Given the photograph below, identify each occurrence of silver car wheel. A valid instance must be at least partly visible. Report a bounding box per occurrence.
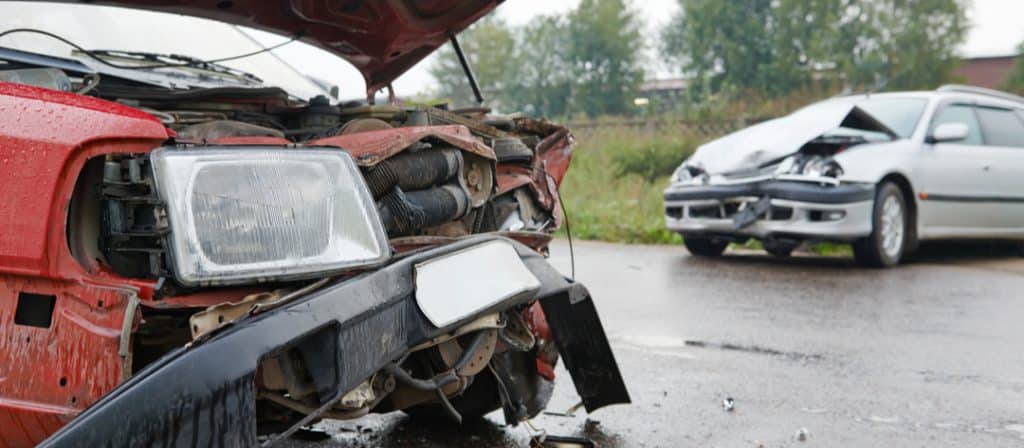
[880,195,904,258]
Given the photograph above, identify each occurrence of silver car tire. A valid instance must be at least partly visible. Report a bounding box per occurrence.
[853,182,907,268]
[683,235,729,257]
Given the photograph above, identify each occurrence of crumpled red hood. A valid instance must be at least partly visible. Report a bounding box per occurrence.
[32,0,501,94]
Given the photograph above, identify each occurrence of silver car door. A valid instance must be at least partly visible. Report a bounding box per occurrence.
[917,103,1002,238]
[974,106,1024,237]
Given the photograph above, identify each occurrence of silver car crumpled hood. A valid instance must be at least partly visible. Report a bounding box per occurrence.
[688,101,897,175]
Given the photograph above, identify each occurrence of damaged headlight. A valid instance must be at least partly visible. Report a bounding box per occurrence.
[151,148,389,286]
[778,155,843,178]
[801,156,844,177]
[672,162,707,184]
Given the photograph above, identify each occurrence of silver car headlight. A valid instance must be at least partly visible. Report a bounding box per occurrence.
[672,162,707,184]
[671,164,692,183]
[778,155,844,178]
[801,156,844,177]
[151,147,389,287]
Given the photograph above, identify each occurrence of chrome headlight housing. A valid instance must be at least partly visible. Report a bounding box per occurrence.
[671,164,692,183]
[151,147,389,287]
[801,156,844,177]
[672,162,707,184]
[777,155,843,178]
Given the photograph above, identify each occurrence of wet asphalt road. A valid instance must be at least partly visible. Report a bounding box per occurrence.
[289,240,1024,448]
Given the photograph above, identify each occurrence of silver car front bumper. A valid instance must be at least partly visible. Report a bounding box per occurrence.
[664,181,875,241]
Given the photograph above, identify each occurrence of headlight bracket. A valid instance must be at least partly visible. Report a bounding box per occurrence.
[99,154,172,281]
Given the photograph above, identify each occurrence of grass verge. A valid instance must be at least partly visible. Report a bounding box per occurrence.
[557,126,697,244]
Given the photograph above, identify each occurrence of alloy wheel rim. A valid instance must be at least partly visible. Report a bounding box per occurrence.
[880,195,904,258]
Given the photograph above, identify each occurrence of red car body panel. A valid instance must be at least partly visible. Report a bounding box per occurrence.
[311,124,496,166]
[0,82,168,447]
[27,0,502,95]
[0,83,168,277]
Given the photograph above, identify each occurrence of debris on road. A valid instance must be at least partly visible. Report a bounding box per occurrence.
[723,397,736,412]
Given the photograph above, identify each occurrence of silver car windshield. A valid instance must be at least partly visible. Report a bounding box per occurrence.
[853,98,929,138]
[800,96,928,139]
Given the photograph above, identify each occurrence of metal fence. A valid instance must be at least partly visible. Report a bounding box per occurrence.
[568,117,771,139]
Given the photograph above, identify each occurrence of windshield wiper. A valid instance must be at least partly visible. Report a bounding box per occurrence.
[81,49,262,85]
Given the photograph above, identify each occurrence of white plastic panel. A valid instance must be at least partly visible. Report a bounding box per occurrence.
[414,241,541,328]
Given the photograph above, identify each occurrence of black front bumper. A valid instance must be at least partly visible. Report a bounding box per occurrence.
[664,180,874,204]
[41,236,628,447]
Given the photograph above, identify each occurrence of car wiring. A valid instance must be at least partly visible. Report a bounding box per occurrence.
[546,171,576,281]
[0,28,300,70]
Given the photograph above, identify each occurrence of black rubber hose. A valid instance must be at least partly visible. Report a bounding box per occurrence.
[383,363,463,423]
[452,331,489,373]
[383,363,458,391]
[364,149,462,199]
[378,185,470,236]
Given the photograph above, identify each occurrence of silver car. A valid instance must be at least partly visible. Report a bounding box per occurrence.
[664,85,1024,267]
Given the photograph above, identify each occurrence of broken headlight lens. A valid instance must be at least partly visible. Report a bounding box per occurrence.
[672,163,707,183]
[671,164,692,182]
[778,155,843,178]
[801,156,844,177]
[151,148,389,286]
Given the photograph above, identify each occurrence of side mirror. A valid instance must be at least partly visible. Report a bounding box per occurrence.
[928,122,969,144]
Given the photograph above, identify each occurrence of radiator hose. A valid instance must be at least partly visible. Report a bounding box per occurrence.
[378,185,470,236]
[364,149,462,199]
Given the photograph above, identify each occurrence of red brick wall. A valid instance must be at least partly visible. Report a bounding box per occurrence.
[953,56,1017,89]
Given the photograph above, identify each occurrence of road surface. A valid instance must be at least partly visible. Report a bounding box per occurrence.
[290,240,1024,447]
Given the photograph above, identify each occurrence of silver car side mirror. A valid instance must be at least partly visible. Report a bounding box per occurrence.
[928,122,970,144]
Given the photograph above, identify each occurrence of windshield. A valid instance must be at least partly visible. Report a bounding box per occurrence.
[0,2,359,100]
[853,97,929,138]
[807,96,928,139]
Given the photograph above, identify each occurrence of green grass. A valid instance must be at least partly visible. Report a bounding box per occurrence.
[557,126,698,244]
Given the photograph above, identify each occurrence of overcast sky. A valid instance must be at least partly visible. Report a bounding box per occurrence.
[378,0,1024,95]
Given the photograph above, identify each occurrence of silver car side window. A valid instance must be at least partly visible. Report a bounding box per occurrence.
[930,104,984,145]
[975,107,1024,148]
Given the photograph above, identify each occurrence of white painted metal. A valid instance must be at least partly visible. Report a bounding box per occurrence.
[415,241,541,328]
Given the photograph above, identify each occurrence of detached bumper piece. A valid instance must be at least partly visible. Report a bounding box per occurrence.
[39,236,628,447]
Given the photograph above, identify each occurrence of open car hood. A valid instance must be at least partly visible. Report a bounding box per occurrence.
[689,101,897,175]
[28,0,501,95]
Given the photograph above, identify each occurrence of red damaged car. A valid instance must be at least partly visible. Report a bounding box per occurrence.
[0,2,627,446]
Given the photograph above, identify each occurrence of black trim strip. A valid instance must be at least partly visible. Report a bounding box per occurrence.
[664,181,875,204]
[924,194,1024,203]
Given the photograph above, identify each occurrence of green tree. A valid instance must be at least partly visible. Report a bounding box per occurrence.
[512,16,574,117]
[566,0,646,116]
[428,16,519,109]
[865,0,967,90]
[662,0,967,96]
[661,0,777,95]
[1003,41,1024,95]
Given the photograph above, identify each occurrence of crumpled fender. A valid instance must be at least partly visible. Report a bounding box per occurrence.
[310,125,496,166]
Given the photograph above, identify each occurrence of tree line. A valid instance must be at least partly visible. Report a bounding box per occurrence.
[430,0,970,118]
